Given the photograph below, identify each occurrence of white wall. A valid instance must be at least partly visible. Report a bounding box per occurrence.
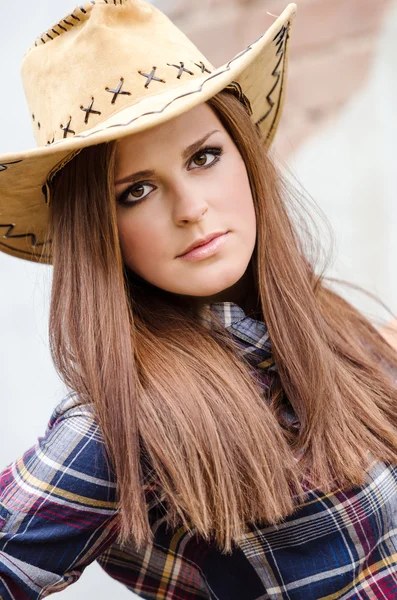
[289,1,397,324]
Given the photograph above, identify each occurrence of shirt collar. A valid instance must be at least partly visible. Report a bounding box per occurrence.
[200,301,274,370]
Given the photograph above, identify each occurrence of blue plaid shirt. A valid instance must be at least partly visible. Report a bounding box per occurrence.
[1,302,397,599]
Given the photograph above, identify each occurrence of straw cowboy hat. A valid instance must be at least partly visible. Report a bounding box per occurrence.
[0,0,296,264]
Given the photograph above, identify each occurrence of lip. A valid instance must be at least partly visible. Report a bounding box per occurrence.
[177,232,229,261]
[178,231,227,257]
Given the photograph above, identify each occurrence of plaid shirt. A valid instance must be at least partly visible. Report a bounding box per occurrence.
[2,302,397,599]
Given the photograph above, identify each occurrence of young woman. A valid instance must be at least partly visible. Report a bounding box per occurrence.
[1,1,397,598]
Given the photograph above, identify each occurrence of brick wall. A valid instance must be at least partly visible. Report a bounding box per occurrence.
[155,0,391,157]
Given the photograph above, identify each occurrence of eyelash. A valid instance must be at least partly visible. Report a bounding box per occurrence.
[117,146,224,206]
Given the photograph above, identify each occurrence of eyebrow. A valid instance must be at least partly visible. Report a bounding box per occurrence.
[114,129,220,186]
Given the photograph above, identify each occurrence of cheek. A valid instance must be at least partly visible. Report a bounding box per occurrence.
[117,212,162,270]
[219,158,256,230]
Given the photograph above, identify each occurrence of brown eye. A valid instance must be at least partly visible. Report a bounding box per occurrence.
[117,182,156,206]
[193,153,208,166]
[189,148,222,170]
[131,185,145,198]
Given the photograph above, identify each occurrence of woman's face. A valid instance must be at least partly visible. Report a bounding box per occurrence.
[114,102,257,302]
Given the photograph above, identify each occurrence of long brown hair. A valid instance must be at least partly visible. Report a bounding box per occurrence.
[47,91,397,551]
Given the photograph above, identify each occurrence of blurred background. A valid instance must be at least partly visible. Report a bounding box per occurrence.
[1,0,396,597]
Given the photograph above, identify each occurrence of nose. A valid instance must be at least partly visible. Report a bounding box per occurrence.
[171,178,209,225]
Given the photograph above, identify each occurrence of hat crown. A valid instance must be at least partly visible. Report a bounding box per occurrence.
[21,0,214,148]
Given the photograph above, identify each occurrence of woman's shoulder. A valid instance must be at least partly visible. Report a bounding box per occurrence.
[0,391,119,597]
[44,390,116,487]
[43,391,111,465]
[1,391,117,524]
[47,390,98,430]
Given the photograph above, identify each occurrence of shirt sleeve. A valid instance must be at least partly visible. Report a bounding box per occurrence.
[0,392,120,599]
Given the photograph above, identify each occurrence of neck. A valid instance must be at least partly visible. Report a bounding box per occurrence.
[191,262,261,319]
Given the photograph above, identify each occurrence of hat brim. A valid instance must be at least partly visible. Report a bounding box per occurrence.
[0,3,296,264]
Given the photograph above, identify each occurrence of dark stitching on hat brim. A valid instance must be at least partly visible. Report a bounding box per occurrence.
[256,23,289,139]
[0,224,49,249]
[0,240,50,258]
[0,160,23,172]
[255,52,283,126]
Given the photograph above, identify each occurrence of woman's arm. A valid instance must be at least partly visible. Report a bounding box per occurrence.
[0,393,119,599]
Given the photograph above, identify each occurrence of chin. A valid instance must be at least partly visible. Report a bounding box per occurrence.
[170,266,248,298]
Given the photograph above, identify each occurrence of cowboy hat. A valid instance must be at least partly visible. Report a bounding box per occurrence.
[0,0,296,263]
